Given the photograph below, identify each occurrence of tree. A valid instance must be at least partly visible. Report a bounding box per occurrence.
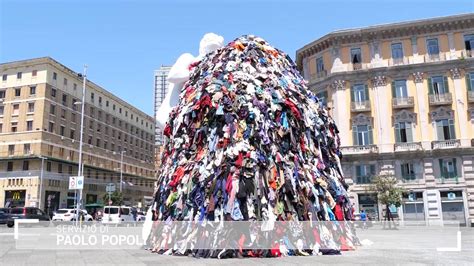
[103,191,123,205]
[368,175,406,229]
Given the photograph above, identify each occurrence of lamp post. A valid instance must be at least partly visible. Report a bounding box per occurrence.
[120,150,125,193]
[76,65,87,225]
[38,156,47,210]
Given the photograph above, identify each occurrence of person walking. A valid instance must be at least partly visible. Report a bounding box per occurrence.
[360,210,367,229]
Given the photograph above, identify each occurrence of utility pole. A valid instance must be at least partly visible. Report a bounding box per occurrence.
[76,65,87,226]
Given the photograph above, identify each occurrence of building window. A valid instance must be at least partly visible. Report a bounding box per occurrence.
[99,96,102,105]
[0,123,3,133]
[69,150,74,161]
[50,104,56,115]
[72,98,78,110]
[61,109,66,119]
[11,122,18,132]
[60,126,65,136]
[391,43,404,59]
[48,145,53,156]
[62,94,67,106]
[400,163,415,181]
[49,122,55,133]
[391,80,407,98]
[89,120,93,130]
[59,147,64,157]
[0,105,4,116]
[316,57,325,74]
[113,104,116,111]
[28,102,34,112]
[8,145,15,155]
[7,162,13,172]
[46,161,51,171]
[350,47,362,65]
[426,38,439,56]
[435,119,455,140]
[12,104,19,116]
[466,72,474,91]
[70,129,75,139]
[464,34,474,57]
[352,124,373,146]
[395,122,413,143]
[32,70,37,76]
[428,76,448,95]
[26,121,33,131]
[439,158,457,179]
[15,88,21,97]
[63,78,68,86]
[51,88,56,97]
[88,136,92,145]
[96,139,101,147]
[58,163,63,173]
[125,110,128,117]
[53,72,57,80]
[23,161,29,171]
[17,72,22,79]
[91,92,95,102]
[0,90,5,98]
[351,84,369,102]
[71,113,76,123]
[119,107,122,114]
[23,144,31,154]
[355,164,375,184]
[106,100,109,107]
[68,165,73,175]
[2,74,6,81]
[30,86,36,95]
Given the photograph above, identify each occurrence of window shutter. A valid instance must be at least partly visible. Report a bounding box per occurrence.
[364,85,369,101]
[394,123,401,143]
[391,81,396,98]
[428,77,433,95]
[443,76,449,92]
[466,73,472,91]
[370,165,376,175]
[352,126,358,146]
[453,158,458,177]
[439,158,445,177]
[368,125,373,144]
[449,119,456,139]
[436,120,444,140]
[356,165,361,177]
[406,122,413,142]
[351,87,355,102]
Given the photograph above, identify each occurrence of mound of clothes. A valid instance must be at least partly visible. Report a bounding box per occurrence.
[149,35,358,258]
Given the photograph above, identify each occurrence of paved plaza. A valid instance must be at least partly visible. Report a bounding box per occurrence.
[0,224,473,265]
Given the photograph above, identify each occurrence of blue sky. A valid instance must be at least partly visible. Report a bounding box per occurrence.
[1,0,472,116]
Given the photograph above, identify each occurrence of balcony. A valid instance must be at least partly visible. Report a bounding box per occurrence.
[438,174,459,184]
[431,139,461,149]
[468,91,474,103]
[341,145,378,155]
[348,63,368,71]
[461,49,472,58]
[429,93,452,105]
[424,53,446,63]
[392,97,414,109]
[351,101,371,112]
[356,175,373,184]
[401,174,417,183]
[388,57,409,66]
[394,142,422,152]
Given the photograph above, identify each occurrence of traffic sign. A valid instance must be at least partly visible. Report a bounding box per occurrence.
[106,183,116,193]
[69,176,84,190]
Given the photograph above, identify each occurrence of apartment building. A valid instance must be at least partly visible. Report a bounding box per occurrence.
[0,57,156,213]
[296,14,474,226]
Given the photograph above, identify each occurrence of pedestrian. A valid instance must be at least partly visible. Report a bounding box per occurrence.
[360,210,367,229]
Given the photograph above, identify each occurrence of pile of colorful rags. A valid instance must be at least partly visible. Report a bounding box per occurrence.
[148,35,359,258]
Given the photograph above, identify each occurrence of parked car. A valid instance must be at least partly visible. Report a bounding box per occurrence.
[6,207,51,228]
[52,209,93,221]
[102,206,134,224]
[136,211,146,222]
[0,208,10,224]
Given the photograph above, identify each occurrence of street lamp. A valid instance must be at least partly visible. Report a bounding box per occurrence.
[38,156,47,210]
[114,150,126,193]
[76,65,87,225]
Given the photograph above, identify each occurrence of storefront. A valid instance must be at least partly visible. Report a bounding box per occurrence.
[402,191,425,224]
[358,193,379,220]
[86,194,98,204]
[440,190,466,226]
[4,190,26,208]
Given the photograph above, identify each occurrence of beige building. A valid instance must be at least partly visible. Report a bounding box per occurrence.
[0,57,156,213]
[296,14,474,226]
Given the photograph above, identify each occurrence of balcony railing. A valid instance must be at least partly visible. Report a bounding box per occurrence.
[351,101,371,112]
[428,93,452,105]
[461,49,472,58]
[425,53,445,63]
[356,175,373,184]
[392,97,414,108]
[340,145,378,155]
[388,57,410,66]
[468,91,474,103]
[394,142,422,152]
[431,139,461,149]
[401,174,417,182]
[438,174,459,184]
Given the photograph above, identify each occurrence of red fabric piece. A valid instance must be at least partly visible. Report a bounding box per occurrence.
[225,172,233,193]
[163,124,171,137]
[270,242,281,257]
[235,152,243,167]
[334,204,344,221]
[169,166,185,187]
[299,136,306,152]
[312,228,321,244]
[284,99,302,120]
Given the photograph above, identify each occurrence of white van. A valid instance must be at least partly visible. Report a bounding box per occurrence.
[102,206,134,223]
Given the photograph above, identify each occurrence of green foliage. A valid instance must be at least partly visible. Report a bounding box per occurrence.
[369,175,405,207]
[103,191,123,205]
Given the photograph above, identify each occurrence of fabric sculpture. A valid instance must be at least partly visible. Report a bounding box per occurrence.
[149,35,358,258]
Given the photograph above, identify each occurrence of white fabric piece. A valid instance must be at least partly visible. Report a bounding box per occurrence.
[156,33,224,129]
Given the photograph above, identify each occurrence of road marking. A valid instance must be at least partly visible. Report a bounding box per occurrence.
[437,231,461,252]
[14,219,39,240]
